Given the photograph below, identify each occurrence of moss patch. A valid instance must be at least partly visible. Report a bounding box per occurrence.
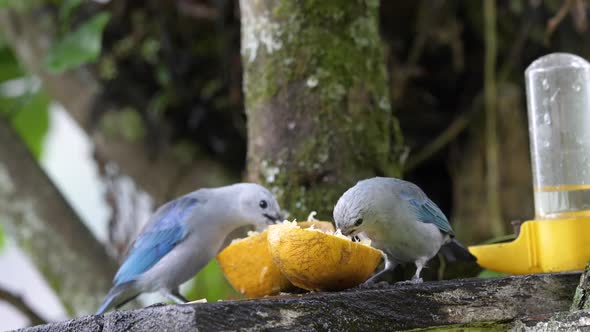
[242,0,403,218]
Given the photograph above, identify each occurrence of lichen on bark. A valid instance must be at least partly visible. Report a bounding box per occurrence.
[241,0,403,219]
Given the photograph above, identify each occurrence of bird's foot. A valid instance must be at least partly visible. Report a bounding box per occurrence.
[162,290,189,304]
[396,277,423,285]
[410,277,423,284]
[357,280,390,289]
[361,275,382,287]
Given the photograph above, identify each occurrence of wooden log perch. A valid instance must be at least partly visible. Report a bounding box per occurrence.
[513,309,590,331]
[18,273,582,331]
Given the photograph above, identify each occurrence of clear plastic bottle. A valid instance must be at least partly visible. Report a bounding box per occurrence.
[525,53,590,219]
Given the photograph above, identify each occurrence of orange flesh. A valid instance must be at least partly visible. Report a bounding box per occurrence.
[217,221,336,298]
[267,223,382,291]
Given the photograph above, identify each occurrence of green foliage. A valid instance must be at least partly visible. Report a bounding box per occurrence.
[44,12,111,73]
[0,43,50,159]
[1,92,50,159]
[0,46,24,82]
[59,0,83,25]
[185,260,241,301]
[0,0,38,11]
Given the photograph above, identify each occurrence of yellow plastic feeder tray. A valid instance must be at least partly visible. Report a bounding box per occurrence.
[469,53,590,274]
[469,216,590,274]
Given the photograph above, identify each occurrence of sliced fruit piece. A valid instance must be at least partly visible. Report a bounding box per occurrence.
[267,222,382,291]
[217,221,335,298]
[217,230,292,298]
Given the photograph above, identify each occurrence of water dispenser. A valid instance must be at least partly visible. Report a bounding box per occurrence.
[469,53,590,274]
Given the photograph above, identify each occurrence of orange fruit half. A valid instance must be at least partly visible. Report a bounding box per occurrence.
[267,222,382,291]
[216,221,335,298]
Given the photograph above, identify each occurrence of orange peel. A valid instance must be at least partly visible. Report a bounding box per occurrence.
[217,221,335,298]
[267,222,382,291]
[217,229,291,298]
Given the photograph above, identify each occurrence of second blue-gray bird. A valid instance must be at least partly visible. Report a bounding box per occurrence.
[333,177,476,284]
[96,183,282,314]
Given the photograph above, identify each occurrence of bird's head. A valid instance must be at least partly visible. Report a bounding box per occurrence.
[333,182,376,236]
[236,183,282,228]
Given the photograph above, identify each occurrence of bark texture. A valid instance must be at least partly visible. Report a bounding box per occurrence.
[512,309,590,331]
[0,118,117,316]
[18,273,579,331]
[241,0,403,218]
[571,262,590,311]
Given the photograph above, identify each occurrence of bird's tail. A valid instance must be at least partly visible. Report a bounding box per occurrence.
[96,282,139,315]
[440,238,477,262]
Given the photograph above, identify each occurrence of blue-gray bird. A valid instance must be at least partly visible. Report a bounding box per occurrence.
[333,177,476,284]
[96,183,282,314]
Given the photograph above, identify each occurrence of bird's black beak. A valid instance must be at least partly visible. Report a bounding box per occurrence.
[263,213,283,224]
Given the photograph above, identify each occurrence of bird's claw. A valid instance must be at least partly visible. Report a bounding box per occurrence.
[356,280,390,290]
[396,277,423,285]
[361,275,381,286]
[410,277,423,284]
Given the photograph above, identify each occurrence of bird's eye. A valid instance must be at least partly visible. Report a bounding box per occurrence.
[259,200,268,209]
[354,218,363,226]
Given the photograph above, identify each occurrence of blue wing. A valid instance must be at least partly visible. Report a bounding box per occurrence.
[400,188,454,235]
[113,196,199,285]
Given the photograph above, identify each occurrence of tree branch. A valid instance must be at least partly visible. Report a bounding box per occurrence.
[0,287,47,326]
[0,8,236,206]
[0,116,117,316]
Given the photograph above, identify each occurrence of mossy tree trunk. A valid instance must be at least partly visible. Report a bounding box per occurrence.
[240,0,403,219]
